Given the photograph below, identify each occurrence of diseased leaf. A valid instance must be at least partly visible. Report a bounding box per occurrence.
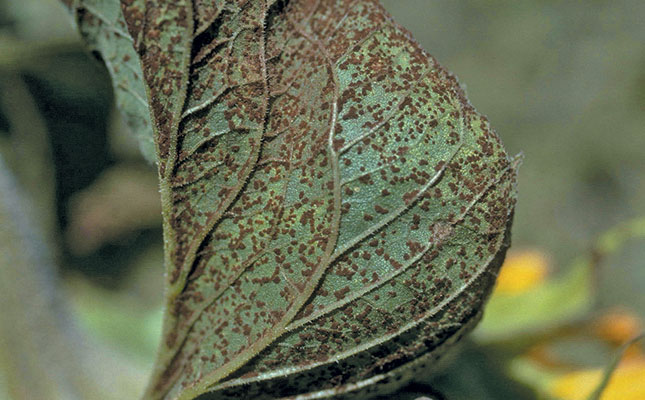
[70,0,156,161]
[67,1,519,399]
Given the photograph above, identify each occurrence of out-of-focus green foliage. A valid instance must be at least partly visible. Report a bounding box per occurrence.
[588,334,645,400]
[472,217,645,399]
[477,218,645,344]
[0,153,146,399]
[476,258,592,343]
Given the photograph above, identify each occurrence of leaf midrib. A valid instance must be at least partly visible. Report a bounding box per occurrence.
[170,5,345,398]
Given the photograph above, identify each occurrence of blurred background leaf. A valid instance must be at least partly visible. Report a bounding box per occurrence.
[0,153,146,399]
[64,165,161,256]
[475,249,592,344]
[472,218,645,399]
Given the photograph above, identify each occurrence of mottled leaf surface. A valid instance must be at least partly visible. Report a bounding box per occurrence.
[197,3,518,399]
[67,1,518,399]
[70,0,156,161]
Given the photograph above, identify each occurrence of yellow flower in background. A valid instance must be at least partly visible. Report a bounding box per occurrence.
[494,249,549,295]
[593,309,644,362]
[594,309,643,344]
[549,309,644,400]
[549,359,645,400]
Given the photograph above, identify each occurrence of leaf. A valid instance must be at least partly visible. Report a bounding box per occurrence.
[0,74,57,244]
[67,1,519,399]
[475,255,592,343]
[476,217,645,345]
[69,0,157,161]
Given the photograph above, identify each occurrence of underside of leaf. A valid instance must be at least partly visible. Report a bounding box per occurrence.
[66,1,519,399]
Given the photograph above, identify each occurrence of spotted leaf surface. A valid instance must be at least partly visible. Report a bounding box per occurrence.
[69,0,156,161]
[192,2,518,399]
[67,1,518,399]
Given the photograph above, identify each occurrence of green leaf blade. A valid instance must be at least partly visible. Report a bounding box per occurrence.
[119,0,193,167]
[68,1,519,399]
[72,0,156,161]
[161,0,345,395]
[190,1,518,399]
[165,0,270,291]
